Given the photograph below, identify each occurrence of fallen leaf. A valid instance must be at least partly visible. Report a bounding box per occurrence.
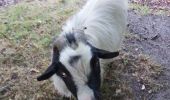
[30,68,40,73]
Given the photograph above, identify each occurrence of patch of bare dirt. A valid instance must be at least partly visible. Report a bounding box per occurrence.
[127,10,170,100]
[102,52,162,100]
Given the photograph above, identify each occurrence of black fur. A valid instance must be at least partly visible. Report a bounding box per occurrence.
[88,56,101,90]
[37,47,59,81]
[37,62,78,98]
[63,97,70,100]
[65,33,77,45]
[69,55,81,66]
[37,46,78,98]
[88,55,101,100]
[87,42,119,100]
[37,64,56,81]
[52,46,60,62]
[56,62,78,98]
[87,42,119,59]
[93,48,119,59]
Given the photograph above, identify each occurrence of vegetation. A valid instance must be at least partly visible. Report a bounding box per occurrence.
[0,0,164,99]
[0,0,81,99]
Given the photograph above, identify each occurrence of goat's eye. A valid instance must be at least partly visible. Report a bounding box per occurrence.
[95,59,99,66]
[61,72,67,78]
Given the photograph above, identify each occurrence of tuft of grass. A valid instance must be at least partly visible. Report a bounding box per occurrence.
[129,3,170,16]
[129,3,151,15]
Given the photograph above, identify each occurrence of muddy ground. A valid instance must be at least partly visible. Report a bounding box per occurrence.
[0,0,170,100]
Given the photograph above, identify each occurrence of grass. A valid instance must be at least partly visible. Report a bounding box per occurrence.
[129,3,151,15]
[0,0,77,48]
[129,3,170,15]
[101,51,163,99]
[0,0,163,100]
[0,0,81,99]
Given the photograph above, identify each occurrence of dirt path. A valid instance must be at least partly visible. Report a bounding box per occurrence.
[127,10,170,100]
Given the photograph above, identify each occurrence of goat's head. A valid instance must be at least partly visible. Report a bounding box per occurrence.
[37,32,119,100]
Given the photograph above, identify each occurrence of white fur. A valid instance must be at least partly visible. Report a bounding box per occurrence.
[52,0,128,99]
[59,42,92,85]
[63,0,127,51]
[52,75,72,97]
[52,42,93,97]
[77,85,95,100]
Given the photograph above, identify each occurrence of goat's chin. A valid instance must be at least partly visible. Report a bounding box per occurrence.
[77,86,96,100]
[78,93,95,100]
[51,75,72,97]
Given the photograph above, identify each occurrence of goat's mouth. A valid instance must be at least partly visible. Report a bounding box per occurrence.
[77,89,101,100]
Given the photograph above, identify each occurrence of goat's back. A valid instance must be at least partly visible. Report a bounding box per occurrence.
[63,0,128,52]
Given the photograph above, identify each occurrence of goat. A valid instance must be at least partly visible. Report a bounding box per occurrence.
[37,0,128,100]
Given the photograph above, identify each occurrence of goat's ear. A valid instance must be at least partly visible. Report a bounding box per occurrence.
[92,47,119,59]
[37,46,60,81]
[52,46,60,62]
[37,64,56,81]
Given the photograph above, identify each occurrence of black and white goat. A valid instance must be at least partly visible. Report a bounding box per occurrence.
[37,0,128,100]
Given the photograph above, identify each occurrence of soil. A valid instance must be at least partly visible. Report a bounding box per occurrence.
[126,10,170,100]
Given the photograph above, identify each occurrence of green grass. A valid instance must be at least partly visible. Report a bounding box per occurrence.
[0,0,81,99]
[0,0,79,48]
[129,3,151,15]
[129,3,170,15]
